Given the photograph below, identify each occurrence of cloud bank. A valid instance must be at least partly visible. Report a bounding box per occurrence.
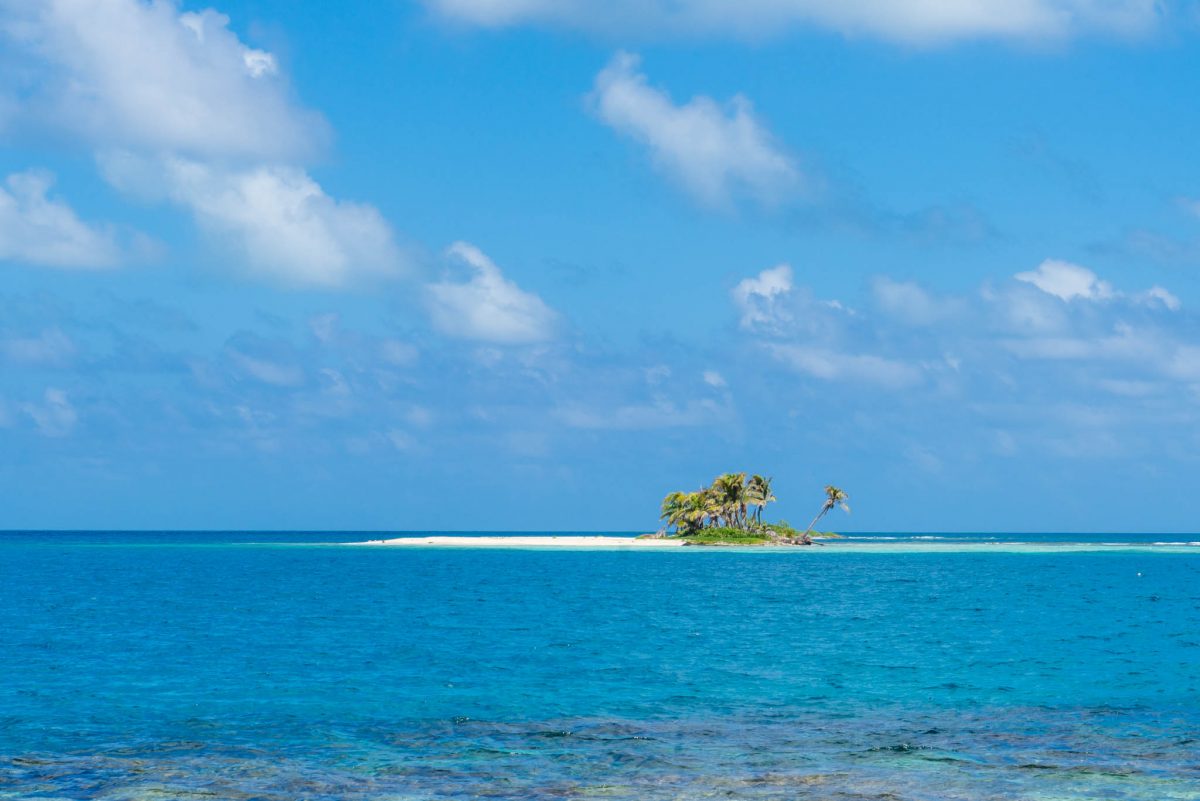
[4,0,326,160]
[734,256,1190,394]
[425,0,1162,44]
[0,0,400,286]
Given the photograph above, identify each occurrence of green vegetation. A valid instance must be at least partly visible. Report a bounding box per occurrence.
[657,475,850,546]
[765,521,841,541]
[681,527,772,546]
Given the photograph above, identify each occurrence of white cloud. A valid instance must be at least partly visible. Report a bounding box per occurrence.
[3,0,325,160]
[731,258,1192,395]
[1161,345,1200,382]
[379,339,420,367]
[999,320,1200,396]
[702,369,727,388]
[308,313,340,344]
[405,405,435,427]
[1013,258,1181,311]
[985,280,1068,333]
[557,397,729,429]
[1015,259,1114,302]
[0,328,75,366]
[228,350,305,387]
[732,262,851,340]
[424,0,1160,44]
[101,154,404,287]
[1097,378,1159,397]
[0,1,410,289]
[317,367,351,398]
[426,242,558,344]
[645,364,672,384]
[224,333,305,387]
[590,52,799,207]
[0,170,124,268]
[387,429,417,451]
[904,264,1198,390]
[872,276,962,326]
[1002,335,1099,360]
[767,343,922,388]
[1139,285,1181,311]
[240,49,277,79]
[22,387,77,436]
[732,264,794,331]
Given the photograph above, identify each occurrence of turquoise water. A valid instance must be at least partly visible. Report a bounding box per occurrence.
[1,532,1198,799]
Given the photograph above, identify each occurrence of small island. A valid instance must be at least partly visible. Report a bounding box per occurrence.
[354,476,850,548]
[646,474,849,546]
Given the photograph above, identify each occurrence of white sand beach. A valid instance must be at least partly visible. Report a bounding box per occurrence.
[354,535,684,548]
[347,536,1200,552]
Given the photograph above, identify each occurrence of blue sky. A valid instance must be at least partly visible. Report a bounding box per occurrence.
[2,0,1200,532]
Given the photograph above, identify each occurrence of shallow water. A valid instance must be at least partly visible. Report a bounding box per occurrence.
[1,532,1198,799]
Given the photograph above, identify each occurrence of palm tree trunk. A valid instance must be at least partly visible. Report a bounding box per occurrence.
[804,505,829,536]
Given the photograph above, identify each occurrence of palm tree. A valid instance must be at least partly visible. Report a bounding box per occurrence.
[687,489,716,531]
[660,491,688,532]
[745,475,775,527]
[711,473,747,529]
[803,485,849,542]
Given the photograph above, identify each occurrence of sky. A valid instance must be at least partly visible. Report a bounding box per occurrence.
[2,0,1200,533]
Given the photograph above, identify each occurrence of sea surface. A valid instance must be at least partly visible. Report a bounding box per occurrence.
[1,531,1198,800]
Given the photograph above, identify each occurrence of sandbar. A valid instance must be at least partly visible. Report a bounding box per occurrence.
[347,536,1200,553]
[354,535,684,548]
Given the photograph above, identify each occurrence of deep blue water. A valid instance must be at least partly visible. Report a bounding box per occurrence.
[1,531,1198,799]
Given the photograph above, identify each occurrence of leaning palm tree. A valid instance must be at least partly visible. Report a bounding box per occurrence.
[746,475,775,527]
[803,485,849,542]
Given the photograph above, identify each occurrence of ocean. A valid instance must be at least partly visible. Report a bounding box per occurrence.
[1,531,1197,799]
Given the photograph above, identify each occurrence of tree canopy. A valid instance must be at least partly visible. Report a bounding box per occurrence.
[658,476,848,545]
[659,472,774,535]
